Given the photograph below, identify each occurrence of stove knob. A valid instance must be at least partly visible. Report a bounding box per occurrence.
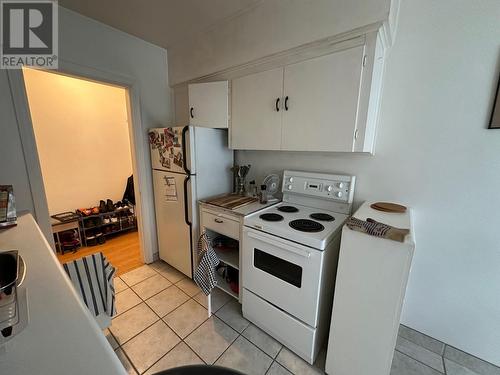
[337,182,344,189]
[326,185,333,192]
[335,191,343,198]
[287,184,293,190]
[288,177,294,183]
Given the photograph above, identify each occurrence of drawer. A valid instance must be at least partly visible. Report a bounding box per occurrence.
[242,288,318,364]
[201,209,240,240]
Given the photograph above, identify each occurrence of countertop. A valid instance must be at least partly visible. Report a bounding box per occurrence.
[352,201,415,245]
[0,214,126,375]
[199,195,279,217]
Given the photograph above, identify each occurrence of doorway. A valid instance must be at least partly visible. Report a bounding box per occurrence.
[22,68,144,275]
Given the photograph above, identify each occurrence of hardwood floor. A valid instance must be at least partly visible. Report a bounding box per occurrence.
[57,231,143,276]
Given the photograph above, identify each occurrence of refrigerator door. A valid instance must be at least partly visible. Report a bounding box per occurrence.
[149,127,194,174]
[152,169,193,277]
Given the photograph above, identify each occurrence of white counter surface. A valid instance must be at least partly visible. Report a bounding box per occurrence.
[0,214,126,375]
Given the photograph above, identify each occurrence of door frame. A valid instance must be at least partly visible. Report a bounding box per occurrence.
[7,59,155,263]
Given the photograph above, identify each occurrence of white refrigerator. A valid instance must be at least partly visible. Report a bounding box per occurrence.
[149,126,233,278]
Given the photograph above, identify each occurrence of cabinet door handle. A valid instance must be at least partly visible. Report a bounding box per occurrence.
[284,96,289,111]
[275,97,280,112]
[214,218,224,223]
[190,107,194,119]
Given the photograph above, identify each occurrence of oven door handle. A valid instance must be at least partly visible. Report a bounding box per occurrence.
[247,231,311,258]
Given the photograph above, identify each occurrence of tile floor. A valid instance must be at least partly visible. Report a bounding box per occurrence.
[106,261,500,375]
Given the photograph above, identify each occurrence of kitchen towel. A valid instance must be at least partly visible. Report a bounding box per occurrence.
[194,232,220,295]
[63,252,116,319]
[345,216,410,242]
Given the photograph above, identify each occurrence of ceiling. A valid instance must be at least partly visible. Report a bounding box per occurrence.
[59,0,262,49]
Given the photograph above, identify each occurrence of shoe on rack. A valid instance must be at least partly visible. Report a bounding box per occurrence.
[110,216,118,223]
[114,201,123,210]
[77,208,92,216]
[103,217,111,224]
[85,234,97,246]
[99,200,107,213]
[91,206,99,215]
[106,199,114,213]
[95,232,105,245]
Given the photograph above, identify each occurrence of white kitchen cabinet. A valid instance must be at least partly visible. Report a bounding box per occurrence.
[281,46,364,152]
[188,81,229,128]
[230,31,384,153]
[230,68,283,150]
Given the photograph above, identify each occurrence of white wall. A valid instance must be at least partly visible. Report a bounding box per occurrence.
[0,73,35,214]
[168,0,391,85]
[0,6,172,256]
[170,0,500,366]
[23,69,133,215]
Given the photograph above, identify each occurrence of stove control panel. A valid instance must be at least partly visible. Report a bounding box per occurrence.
[282,170,355,203]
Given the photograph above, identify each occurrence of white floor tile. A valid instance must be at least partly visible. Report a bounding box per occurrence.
[121,265,157,286]
[164,299,208,338]
[146,285,190,317]
[115,288,141,316]
[216,299,249,333]
[193,288,231,312]
[176,278,201,297]
[242,324,282,358]
[276,347,323,375]
[215,336,273,375]
[110,303,159,344]
[184,316,238,364]
[122,320,180,374]
[132,273,172,300]
[144,342,204,374]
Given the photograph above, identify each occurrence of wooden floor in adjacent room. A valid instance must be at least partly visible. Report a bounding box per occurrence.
[57,231,143,276]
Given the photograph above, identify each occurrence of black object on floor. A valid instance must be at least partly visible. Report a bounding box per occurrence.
[152,365,245,375]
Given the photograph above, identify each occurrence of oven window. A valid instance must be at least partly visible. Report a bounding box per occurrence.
[254,249,302,288]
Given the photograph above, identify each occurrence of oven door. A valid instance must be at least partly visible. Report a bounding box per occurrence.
[242,227,324,327]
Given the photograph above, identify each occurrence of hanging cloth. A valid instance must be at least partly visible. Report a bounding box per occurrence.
[194,232,219,295]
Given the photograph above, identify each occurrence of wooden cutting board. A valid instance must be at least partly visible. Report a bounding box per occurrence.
[206,194,258,210]
[370,202,407,213]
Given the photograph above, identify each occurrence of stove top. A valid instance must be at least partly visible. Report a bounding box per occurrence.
[278,205,299,213]
[244,202,347,250]
[310,213,335,222]
[289,219,325,232]
[259,213,284,222]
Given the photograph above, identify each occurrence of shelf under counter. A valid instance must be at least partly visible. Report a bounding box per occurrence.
[215,272,239,300]
[214,246,239,270]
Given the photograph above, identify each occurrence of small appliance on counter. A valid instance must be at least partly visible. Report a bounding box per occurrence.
[0,250,29,347]
[261,174,280,203]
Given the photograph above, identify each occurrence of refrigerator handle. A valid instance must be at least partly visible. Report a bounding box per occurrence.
[181,126,191,175]
[183,175,192,226]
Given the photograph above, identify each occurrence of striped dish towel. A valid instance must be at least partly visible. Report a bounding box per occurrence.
[63,252,116,319]
[345,216,409,242]
[194,232,220,295]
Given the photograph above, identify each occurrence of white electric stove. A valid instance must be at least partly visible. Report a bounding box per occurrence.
[242,170,356,364]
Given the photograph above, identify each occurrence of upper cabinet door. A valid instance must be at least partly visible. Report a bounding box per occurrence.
[230,68,284,150]
[188,81,229,128]
[281,45,365,152]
